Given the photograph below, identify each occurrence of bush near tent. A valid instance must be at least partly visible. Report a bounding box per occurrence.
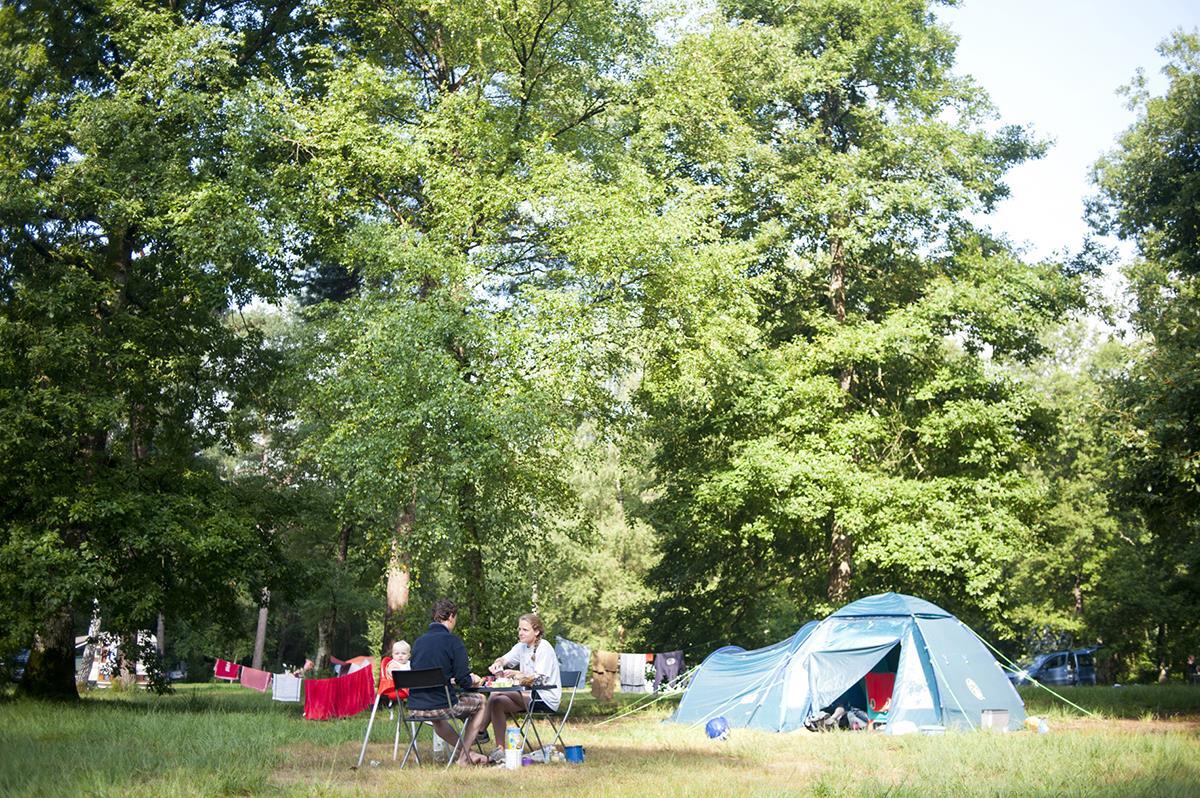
[671,593,1024,734]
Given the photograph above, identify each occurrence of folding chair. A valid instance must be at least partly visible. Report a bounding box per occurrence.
[355,663,412,769]
[519,670,580,753]
[393,667,474,769]
[865,672,895,730]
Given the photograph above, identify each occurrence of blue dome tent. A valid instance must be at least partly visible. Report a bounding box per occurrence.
[671,593,1024,733]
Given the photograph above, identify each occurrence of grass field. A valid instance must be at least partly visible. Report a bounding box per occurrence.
[1,683,1198,797]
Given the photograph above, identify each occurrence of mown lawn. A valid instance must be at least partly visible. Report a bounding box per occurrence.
[1,683,1198,797]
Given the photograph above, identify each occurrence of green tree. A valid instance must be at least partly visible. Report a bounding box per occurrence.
[539,429,660,650]
[0,1,301,697]
[281,0,708,655]
[1002,326,1147,672]
[633,0,1084,651]
[1091,30,1200,679]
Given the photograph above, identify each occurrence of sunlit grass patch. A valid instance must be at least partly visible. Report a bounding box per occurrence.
[1019,684,1200,721]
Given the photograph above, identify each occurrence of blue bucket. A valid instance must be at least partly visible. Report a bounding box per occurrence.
[564,745,585,764]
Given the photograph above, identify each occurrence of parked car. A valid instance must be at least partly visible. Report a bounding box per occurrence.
[1008,647,1099,686]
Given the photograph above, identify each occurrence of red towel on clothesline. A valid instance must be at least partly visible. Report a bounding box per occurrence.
[239,666,272,693]
[214,659,241,681]
[303,664,374,720]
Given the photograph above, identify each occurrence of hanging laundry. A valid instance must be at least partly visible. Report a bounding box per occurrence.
[303,665,374,720]
[653,650,684,691]
[303,674,336,720]
[619,652,649,693]
[336,664,374,717]
[272,672,302,702]
[214,659,241,681]
[239,666,272,693]
[591,650,619,702]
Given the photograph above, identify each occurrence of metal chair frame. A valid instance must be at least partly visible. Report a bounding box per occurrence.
[518,670,580,753]
[355,665,416,770]
[356,667,468,770]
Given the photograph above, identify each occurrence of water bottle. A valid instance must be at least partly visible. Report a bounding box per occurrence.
[1037,718,1050,735]
[504,725,522,770]
[432,733,446,762]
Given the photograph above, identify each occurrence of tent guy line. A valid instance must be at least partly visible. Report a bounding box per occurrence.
[967,624,1099,719]
[591,676,697,727]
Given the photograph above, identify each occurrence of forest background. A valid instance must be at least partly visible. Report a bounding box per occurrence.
[2,0,1198,699]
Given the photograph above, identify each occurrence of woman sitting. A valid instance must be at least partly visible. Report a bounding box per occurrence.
[485,613,561,762]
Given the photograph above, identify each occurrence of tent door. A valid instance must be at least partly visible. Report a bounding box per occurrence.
[820,642,901,718]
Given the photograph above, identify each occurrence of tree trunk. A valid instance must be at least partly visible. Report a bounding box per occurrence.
[457,481,488,659]
[1072,575,1083,616]
[337,523,351,564]
[826,512,853,605]
[315,617,333,673]
[252,588,270,671]
[829,236,847,325]
[316,524,353,671]
[20,606,79,700]
[1156,623,1169,683]
[825,232,854,602]
[77,603,102,683]
[383,503,414,652]
[156,612,166,657]
[114,632,137,689]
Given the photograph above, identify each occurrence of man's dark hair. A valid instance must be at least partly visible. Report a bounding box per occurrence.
[431,598,458,622]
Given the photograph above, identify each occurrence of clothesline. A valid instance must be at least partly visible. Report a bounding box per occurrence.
[211,656,375,719]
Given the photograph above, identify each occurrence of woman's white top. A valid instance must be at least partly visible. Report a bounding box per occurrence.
[500,638,561,711]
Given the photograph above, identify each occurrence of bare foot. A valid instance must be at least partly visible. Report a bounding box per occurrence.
[458,750,490,767]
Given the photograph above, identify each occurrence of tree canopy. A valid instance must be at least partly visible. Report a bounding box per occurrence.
[1,1,1197,695]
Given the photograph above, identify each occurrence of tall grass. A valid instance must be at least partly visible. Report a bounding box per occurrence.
[1,683,1197,797]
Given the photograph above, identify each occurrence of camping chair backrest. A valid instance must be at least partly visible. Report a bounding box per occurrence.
[865,672,895,721]
[392,667,454,707]
[558,671,581,716]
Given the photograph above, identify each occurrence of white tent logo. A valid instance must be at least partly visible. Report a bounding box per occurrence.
[965,678,984,701]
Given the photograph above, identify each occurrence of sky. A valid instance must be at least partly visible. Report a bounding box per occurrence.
[938,0,1200,264]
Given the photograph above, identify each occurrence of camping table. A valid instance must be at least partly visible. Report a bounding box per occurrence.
[472,684,531,751]
[469,685,525,724]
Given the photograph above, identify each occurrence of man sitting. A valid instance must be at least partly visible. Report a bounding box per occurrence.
[408,598,490,766]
